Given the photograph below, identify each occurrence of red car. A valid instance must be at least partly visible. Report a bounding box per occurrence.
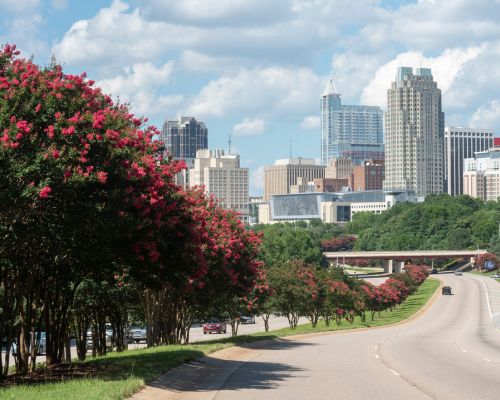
[203,320,227,334]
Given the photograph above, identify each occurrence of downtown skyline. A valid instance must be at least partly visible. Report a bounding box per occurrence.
[1,0,499,195]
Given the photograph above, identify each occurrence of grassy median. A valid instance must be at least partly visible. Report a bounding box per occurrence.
[0,278,440,400]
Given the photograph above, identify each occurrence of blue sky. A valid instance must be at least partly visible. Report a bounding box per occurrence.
[1,0,500,195]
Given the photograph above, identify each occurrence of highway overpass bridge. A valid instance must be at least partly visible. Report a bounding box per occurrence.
[323,249,489,273]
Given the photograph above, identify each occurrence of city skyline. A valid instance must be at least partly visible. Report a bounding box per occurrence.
[1,0,499,195]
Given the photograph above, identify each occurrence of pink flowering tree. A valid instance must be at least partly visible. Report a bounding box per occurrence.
[0,44,186,373]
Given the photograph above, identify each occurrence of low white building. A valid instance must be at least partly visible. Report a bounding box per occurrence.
[189,149,249,221]
[258,190,415,224]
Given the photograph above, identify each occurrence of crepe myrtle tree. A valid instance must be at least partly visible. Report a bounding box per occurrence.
[0,44,186,374]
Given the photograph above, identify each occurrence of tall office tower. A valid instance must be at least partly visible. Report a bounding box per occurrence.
[350,159,385,192]
[162,116,208,159]
[325,157,353,179]
[445,127,493,196]
[383,67,445,198]
[189,149,249,220]
[162,116,208,188]
[264,158,325,201]
[321,78,384,165]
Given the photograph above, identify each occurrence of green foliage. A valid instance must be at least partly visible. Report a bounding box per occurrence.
[347,194,500,250]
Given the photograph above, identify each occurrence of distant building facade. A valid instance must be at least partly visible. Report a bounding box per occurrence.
[321,78,384,165]
[313,178,349,193]
[258,190,415,224]
[445,127,493,196]
[162,116,208,159]
[189,149,249,219]
[162,116,208,188]
[383,67,445,198]
[264,158,325,202]
[464,148,500,201]
[325,157,353,179]
[350,160,385,192]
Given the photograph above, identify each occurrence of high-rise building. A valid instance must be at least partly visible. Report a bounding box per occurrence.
[464,148,500,201]
[383,67,445,198]
[445,127,493,196]
[349,159,384,192]
[321,78,384,165]
[162,116,208,159]
[162,116,208,188]
[264,158,325,202]
[189,149,249,220]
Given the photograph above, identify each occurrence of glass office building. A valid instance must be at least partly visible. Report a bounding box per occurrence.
[321,78,384,166]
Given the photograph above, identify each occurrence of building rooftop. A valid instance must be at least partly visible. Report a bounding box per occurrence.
[274,157,317,166]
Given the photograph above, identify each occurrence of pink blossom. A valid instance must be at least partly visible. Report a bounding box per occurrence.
[39,186,52,198]
[96,171,108,184]
[35,103,41,113]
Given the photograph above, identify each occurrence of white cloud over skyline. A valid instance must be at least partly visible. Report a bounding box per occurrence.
[1,0,500,194]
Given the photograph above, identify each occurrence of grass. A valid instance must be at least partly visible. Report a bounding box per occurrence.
[0,278,440,400]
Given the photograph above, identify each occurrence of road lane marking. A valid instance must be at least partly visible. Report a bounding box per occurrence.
[461,349,467,353]
[374,346,378,350]
[389,369,400,376]
[375,354,380,359]
[484,358,491,362]
[482,280,493,318]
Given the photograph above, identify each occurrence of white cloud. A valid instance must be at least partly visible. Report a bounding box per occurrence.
[300,116,320,130]
[97,61,182,117]
[361,46,484,108]
[188,67,324,118]
[233,118,265,136]
[470,100,500,130]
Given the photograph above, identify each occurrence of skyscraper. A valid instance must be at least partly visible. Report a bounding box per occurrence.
[321,78,384,165]
[445,127,493,196]
[162,116,208,159]
[383,67,445,198]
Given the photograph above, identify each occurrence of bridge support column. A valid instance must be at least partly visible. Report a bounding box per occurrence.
[394,261,404,274]
[382,259,392,274]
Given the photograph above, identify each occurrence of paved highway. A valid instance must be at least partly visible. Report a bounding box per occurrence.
[133,273,500,400]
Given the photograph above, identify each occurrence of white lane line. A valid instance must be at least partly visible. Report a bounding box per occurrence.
[374,346,378,350]
[461,349,467,353]
[375,354,380,359]
[481,280,493,318]
[389,369,400,376]
[484,358,491,362]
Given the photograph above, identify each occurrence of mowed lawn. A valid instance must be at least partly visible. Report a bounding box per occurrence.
[0,278,440,400]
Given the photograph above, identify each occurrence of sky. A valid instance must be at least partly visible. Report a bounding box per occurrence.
[1,0,500,195]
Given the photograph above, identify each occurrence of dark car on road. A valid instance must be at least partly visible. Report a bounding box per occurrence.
[431,268,439,274]
[442,286,452,295]
[203,320,226,334]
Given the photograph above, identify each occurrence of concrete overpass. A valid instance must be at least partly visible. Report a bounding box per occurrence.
[324,249,489,273]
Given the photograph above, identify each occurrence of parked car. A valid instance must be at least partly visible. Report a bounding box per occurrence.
[203,320,227,334]
[86,329,112,351]
[240,315,256,324]
[490,273,500,279]
[442,286,452,295]
[11,332,46,356]
[431,268,439,274]
[454,271,463,276]
[130,327,147,343]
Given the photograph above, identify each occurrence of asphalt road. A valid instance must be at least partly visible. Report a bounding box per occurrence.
[135,273,500,400]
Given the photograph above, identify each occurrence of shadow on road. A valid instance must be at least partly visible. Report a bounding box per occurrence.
[149,357,304,392]
[147,339,312,393]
